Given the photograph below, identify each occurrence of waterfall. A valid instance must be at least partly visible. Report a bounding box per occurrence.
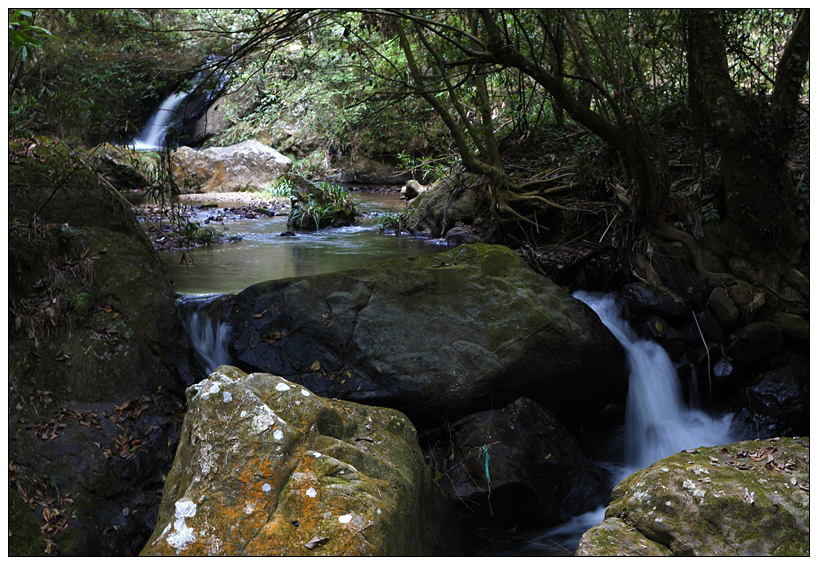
[573,291,735,472]
[130,91,189,151]
[178,294,233,377]
[523,291,736,555]
[128,55,229,151]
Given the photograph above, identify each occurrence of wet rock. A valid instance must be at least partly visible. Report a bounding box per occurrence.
[401,179,427,200]
[726,322,783,367]
[225,244,628,428]
[444,225,481,245]
[171,140,291,193]
[577,438,810,556]
[730,367,809,438]
[425,398,612,528]
[707,287,739,331]
[141,367,465,556]
[616,282,688,322]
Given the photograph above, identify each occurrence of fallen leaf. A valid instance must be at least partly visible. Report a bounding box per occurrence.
[304,536,329,550]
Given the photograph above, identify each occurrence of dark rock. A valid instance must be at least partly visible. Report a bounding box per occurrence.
[768,311,809,349]
[726,322,783,367]
[9,138,194,555]
[425,398,612,528]
[444,225,482,245]
[707,287,739,331]
[405,173,479,237]
[730,367,809,438]
[616,282,688,322]
[224,244,628,428]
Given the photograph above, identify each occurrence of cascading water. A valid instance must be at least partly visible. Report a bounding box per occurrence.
[128,55,229,150]
[130,92,189,150]
[574,290,735,473]
[521,291,736,555]
[178,294,234,377]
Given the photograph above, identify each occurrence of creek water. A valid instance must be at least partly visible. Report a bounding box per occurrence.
[162,191,448,295]
[169,208,737,556]
[507,291,736,555]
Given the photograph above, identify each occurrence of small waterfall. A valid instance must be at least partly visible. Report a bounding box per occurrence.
[178,294,233,377]
[522,291,737,555]
[574,291,735,472]
[130,92,189,150]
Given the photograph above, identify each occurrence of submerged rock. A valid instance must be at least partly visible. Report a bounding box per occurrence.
[425,397,612,528]
[224,243,628,428]
[577,437,810,556]
[141,366,465,556]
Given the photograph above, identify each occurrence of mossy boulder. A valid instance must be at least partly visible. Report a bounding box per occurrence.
[405,173,480,237]
[9,137,194,555]
[225,243,627,428]
[141,366,465,556]
[577,437,810,556]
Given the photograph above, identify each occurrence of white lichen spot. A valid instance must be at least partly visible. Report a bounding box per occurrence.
[306,487,317,498]
[692,467,709,475]
[338,514,352,524]
[633,490,651,503]
[665,501,672,507]
[295,400,301,405]
[376,508,382,515]
[201,382,220,399]
[655,516,664,523]
[244,503,255,515]
[300,389,311,397]
[166,498,197,550]
[262,483,272,493]
[240,410,248,418]
[275,382,291,392]
[252,405,276,433]
[660,467,669,472]
[273,429,284,441]
[683,478,706,499]
[223,391,232,403]
[307,451,322,458]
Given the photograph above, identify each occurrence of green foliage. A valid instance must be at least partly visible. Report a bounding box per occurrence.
[8,10,52,64]
[69,292,94,316]
[287,181,360,231]
[375,212,407,234]
[261,177,294,199]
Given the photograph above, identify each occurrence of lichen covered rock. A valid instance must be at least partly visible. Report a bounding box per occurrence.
[141,366,464,556]
[577,437,810,556]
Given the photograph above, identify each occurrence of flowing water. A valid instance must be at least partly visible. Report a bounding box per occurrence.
[169,206,738,555]
[130,91,189,150]
[162,192,447,295]
[515,291,737,555]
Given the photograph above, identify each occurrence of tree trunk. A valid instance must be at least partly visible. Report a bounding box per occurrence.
[685,9,808,250]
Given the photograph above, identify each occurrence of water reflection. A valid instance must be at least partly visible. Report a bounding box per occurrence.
[161,191,448,294]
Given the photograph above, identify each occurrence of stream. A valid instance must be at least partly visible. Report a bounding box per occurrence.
[162,197,738,556]
[161,190,448,295]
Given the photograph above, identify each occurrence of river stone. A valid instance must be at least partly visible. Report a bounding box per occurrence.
[406,173,480,237]
[425,397,612,527]
[9,138,194,556]
[730,366,809,438]
[224,243,627,427]
[171,140,292,193]
[141,366,465,556]
[576,437,810,556]
[707,286,739,331]
[726,322,783,367]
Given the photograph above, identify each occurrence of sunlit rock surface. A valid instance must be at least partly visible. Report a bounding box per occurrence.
[141,366,464,556]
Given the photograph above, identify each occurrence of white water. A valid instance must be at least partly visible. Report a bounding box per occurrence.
[130,91,189,151]
[529,291,736,553]
[179,294,233,376]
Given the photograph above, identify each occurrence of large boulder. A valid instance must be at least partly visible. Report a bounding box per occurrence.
[577,437,810,556]
[405,173,480,237]
[425,397,612,527]
[730,366,809,438]
[141,366,465,556]
[171,140,292,193]
[9,138,195,555]
[224,244,627,427]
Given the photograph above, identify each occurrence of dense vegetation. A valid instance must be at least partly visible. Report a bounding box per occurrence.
[10,8,808,288]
